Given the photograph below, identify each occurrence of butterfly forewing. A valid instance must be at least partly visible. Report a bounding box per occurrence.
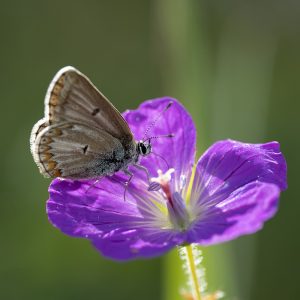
[30,66,137,179]
[45,67,133,142]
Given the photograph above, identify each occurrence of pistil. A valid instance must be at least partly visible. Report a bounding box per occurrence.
[151,168,175,206]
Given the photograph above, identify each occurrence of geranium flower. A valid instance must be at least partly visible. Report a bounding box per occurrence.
[47,98,287,261]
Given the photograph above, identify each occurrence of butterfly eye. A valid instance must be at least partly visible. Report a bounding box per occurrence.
[141,143,147,155]
[137,142,151,156]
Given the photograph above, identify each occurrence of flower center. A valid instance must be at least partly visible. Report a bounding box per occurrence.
[152,169,190,231]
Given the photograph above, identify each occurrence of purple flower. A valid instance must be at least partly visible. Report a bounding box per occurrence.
[47,98,287,261]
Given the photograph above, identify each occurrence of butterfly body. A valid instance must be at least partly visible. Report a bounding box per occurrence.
[30,66,147,180]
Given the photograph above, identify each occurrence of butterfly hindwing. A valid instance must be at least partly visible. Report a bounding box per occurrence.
[33,122,131,179]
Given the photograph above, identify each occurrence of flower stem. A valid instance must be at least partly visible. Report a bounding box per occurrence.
[179,244,205,300]
[186,245,202,300]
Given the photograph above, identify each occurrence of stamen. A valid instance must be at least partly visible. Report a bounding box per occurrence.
[180,174,187,190]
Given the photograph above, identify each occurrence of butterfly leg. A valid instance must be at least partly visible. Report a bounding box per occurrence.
[123,169,134,201]
[132,164,160,191]
[132,164,150,181]
[85,178,102,193]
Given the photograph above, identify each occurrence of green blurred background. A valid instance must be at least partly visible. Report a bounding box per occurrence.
[0,1,299,299]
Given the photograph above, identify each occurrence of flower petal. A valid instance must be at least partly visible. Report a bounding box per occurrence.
[187,182,280,245]
[92,229,183,260]
[190,140,287,213]
[187,140,287,245]
[123,98,196,189]
[47,178,143,237]
[47,177,184,260]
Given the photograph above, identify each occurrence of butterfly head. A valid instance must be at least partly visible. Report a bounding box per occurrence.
[137,140,152,157]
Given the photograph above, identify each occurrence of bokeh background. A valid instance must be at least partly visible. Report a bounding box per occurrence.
[1,1,299,299]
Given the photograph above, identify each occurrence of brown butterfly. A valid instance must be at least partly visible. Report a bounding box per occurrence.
[30,66,161,183]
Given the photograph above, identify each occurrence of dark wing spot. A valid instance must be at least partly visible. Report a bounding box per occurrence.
[83,145,88,154]
[92,108,100,116]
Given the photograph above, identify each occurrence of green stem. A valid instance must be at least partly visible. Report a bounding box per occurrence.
[185,244,202,300]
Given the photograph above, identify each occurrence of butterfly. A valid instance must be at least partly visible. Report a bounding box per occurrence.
[30,66,172,187]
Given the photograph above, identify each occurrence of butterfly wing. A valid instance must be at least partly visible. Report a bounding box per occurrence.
[30,66,136,178]
[44,66,133,143]
[32,122,133,179]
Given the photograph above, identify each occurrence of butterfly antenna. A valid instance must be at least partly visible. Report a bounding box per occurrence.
[143,101,173,140]
[143,133,175,143]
